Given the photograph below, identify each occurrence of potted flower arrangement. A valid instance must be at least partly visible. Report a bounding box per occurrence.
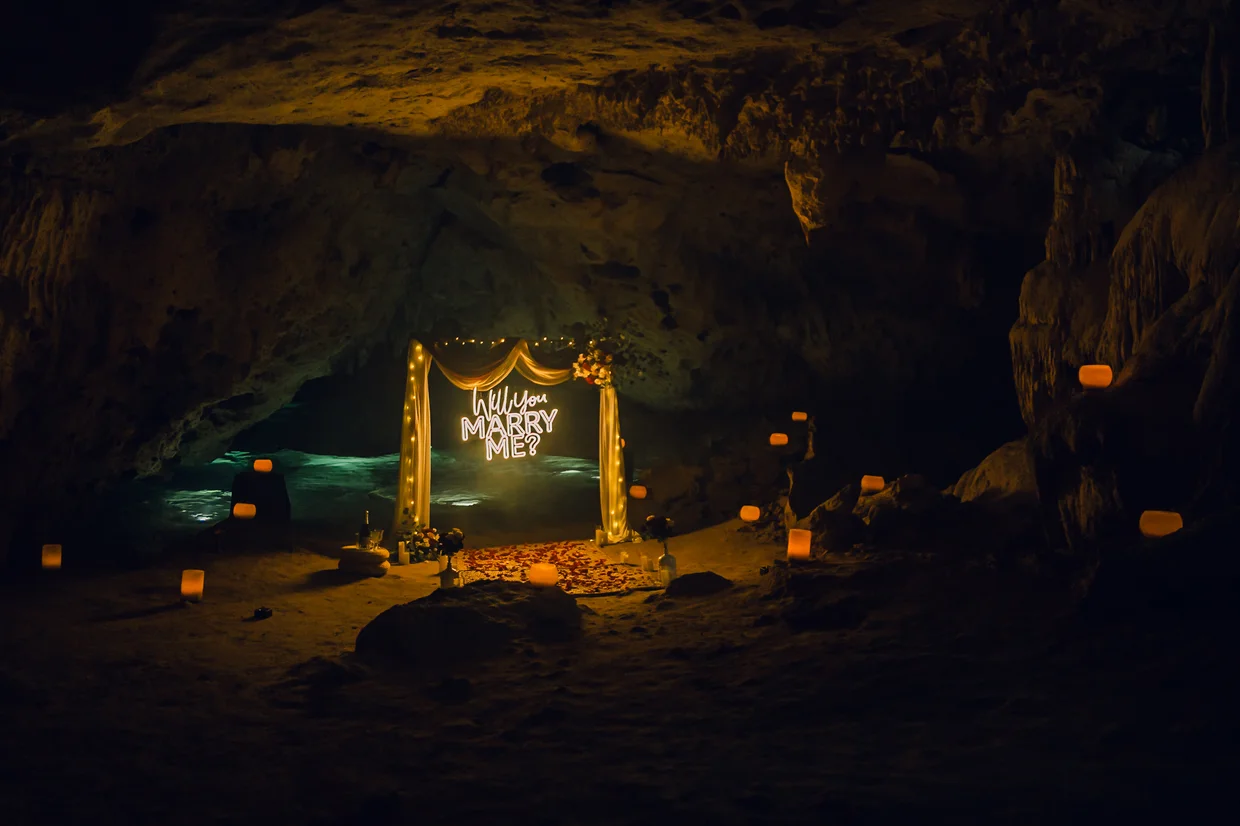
[573,341,614,388]
[402,525,440,563]
[437,528,466,589]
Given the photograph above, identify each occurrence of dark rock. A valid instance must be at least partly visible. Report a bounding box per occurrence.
[950,439,1036,504]
[783,594,870,632]
[797,483,865,553]
[425,676,472,705]
[231,470,292,522]
[851,474,964,550]
[355,580,582,668]
[663,571,733,597]
[1081,508,1240,620]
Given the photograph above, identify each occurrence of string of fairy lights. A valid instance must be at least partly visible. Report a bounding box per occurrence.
[432,336,579,349]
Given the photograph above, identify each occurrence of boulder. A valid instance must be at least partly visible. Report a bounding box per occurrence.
[663,571,733,597]
[852,474,963,549]
[231,471,292,522]
[797,483,865,554]
[355,580,583,668]
[950,439,1036,504]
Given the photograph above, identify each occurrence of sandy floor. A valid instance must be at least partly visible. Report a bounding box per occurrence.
[1,523,1235,825]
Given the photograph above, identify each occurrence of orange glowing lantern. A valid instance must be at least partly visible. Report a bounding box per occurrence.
[769,433,789,446]
[253,458,273,473]
[41,544,62,570]
[181,569,205,602]
[739,505,761,522]
[787,529,812,561]
[791,411,808,422]
[860,475,886,495]
[629,485,648,500]
[528,563,559,587]
[1078,364,1114,389]
[1139,510,1183,538]
[232,503,257,520]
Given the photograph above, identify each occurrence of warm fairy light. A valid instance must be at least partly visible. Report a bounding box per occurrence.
[253,458,273,473]
[41,544,62,569]
[860,475,885,494]
[787,529,812,561]
[791,411,808,422]
[232,503,257,519]
[739,505,761,522]
[527,562,558,587]
[461,386,558,460]
[1139,510,1183,538]
[180,569,205,602]
[1078,364,1114,389]
[769,433,789,446]
[629,485,648,499]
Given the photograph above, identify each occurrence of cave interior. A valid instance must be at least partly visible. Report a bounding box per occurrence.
[2,1,1240,824]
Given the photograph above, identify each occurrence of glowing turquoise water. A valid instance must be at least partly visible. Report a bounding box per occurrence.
[142,449,603,535]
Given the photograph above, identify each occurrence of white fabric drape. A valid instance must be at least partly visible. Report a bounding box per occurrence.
[599,385,637,544]
[394,339,635,544]
[395,340,431,531]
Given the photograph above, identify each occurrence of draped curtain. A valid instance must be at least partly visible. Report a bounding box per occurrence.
[394,339,636,544]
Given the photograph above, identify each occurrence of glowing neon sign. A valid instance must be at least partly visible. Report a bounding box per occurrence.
[461,387,558,460]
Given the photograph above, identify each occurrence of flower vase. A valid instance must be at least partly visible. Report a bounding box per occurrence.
[438,554,449,572]
[438,558,461,589]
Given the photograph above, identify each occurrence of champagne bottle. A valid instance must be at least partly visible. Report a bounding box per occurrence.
[358,510,371,549]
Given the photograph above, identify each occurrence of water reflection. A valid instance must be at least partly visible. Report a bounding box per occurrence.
[140,449,604,535]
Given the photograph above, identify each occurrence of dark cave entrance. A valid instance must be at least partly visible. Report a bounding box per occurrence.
[139,347,613,548]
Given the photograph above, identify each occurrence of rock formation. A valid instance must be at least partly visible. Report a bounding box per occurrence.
[0,1,1233,559]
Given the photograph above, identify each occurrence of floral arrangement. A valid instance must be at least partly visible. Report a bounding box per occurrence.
[399,525,441,563]
[573,341,614,388]
[642,515,676,554]
[438,527,466,557]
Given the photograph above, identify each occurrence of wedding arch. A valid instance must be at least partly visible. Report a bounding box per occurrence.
[392,338,637,544]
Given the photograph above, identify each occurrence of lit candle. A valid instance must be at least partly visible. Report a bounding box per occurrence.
[232,503,257,519]
[181,569,205,602]
[528,563,558,587]
[739,505,761,522]
[1078,364,1114,389]
[1139,510,1183,538]
[253,458,273,473]
[791,411,808,422]
[629,485,648,500]
[860,475,885,494]
[41,544,62,569]
[769,433,789,446]
[787,529,811,561]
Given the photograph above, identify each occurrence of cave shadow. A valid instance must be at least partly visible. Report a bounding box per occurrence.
[293,568,376,592]
[89,602,186,622]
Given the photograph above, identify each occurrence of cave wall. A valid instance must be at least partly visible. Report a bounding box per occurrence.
[1026,144,1240,549]
[2,121,1040,557]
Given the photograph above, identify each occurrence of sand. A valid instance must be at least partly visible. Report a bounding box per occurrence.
[1,522,1235,824]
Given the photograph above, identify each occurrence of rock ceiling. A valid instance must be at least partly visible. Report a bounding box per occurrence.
[0,1,1215,161]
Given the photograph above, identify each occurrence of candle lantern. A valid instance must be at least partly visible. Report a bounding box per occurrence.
[181,569,205,602]
[791,411,808,422]
[629,485,648,500]
[1078,364,1114,389]
[232,503,257,520]
[528,563,559,587]
[787,529,812,561]
[739,505,761,522]
[41,544,62,569]
[860,475,886,495]
[253,458,273,473]
[1139,510,1183,538]
[769,433,789,447]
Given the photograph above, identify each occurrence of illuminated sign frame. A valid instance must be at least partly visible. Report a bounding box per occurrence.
[461,386,559,460]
